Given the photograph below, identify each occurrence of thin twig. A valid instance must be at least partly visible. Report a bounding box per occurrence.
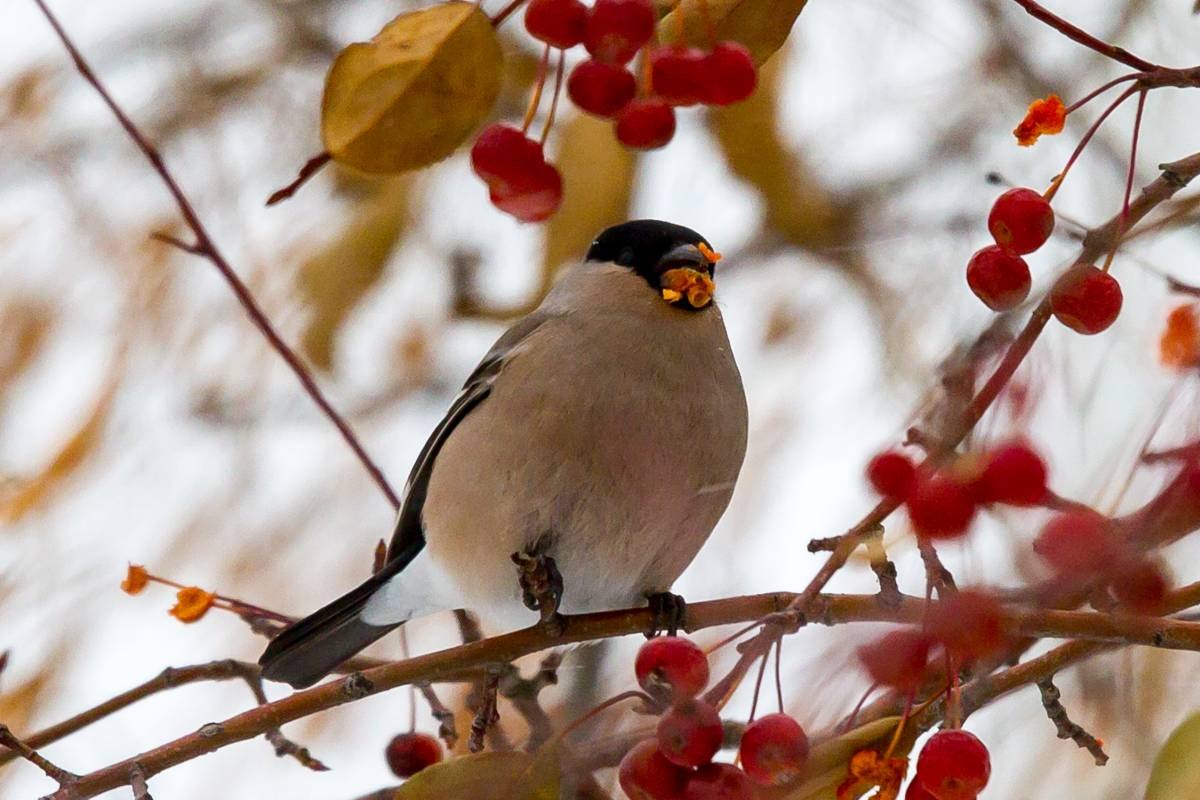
[265,151,332,206]
[31,0,400,510]
[0,724,77,786]
[1036,676,1109,766]
[1008,0,1159,70]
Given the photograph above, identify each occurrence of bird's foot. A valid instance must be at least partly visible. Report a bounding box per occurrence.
[645,592,688,638]
[511,550,565,636]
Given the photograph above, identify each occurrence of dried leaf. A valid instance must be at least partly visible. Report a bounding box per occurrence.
[393,751,537,800]
[1146,711,1200,800]
[0,665,52,735]
[709,53,851,251]
[542,113,636,278]
[0,369,118,524]
[296,179,410,370]
[322,2,503,174]
[0,302,51,396]
[659,0,810,65]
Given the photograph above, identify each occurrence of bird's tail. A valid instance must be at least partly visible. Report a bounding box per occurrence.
[260,536,431,688]
[258,569,402,689]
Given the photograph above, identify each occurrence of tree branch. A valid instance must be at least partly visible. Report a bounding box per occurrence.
[30,0,400,510]
[38,588,1200,798]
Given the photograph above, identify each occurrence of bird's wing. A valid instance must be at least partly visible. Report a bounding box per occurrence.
[386,310,556,564]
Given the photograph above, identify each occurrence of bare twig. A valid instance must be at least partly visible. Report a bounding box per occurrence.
[1036,676,1109,766]
[1008,0,1159,70]
[416,683,459,749]
[499,652,562,750]
[31,0,400,510]
[0,724,77,786]
[265,151,332,206]
[864,527,902,608]
[917,537,957,598]
[129,763,152,800]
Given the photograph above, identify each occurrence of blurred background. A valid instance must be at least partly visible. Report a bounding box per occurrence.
[2,0,1199,797]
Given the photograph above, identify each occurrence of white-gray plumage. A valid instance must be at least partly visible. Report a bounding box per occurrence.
[260,220,747,688]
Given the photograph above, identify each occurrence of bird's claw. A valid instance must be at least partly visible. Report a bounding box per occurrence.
[511,550,565,636]
[646,592,688,638]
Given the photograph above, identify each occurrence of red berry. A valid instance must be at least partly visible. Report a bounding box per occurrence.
[470,123,545,187]
[738,713,810,786]
[683,763,754,800]
[857,629,932,693]
[698,41,757,106]
[584,0,655,64]
[866,450,917,500]
[926,590,1007,663]
[904,780,939,800]
[1111,558,1168,613]
[385,732,442,778]
[906,474,977,539]
[1050,263,1123,335]
[488,162,563,222]
[619,739,690,800]
[1034,510,1117,576]
[568,59,637,117]
[987,187,1055,255]
[966,245,1031,311]
[974,440,1047,506]
[617,98,677,150]
[636,636,710,700]
[523,0,588,48]
[915,730,991,800]
[650,45,708,106]
[657,699,724,768]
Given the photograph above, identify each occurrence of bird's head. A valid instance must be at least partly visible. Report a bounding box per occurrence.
[585,220,722,311]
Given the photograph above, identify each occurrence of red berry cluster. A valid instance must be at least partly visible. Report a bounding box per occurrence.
[967,187,1124,334]
[472,0,761,220]
[866,440,1049,540]
[621,636,809,799]
[1034,509,1169,612]
[967,188,1054,312]
[384,731,443,778]
[910,729,991,800]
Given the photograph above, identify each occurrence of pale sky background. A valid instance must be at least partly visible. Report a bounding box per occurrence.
[2,0,1199,798]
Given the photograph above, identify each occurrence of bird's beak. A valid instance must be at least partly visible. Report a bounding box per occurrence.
[658,243,721,309]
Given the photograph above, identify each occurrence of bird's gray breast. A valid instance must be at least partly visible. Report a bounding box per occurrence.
[421,274,747,620]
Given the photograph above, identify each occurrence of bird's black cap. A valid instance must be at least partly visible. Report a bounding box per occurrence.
[586,220,715,282]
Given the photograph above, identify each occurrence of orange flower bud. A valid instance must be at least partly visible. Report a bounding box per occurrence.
[1013,94,1066,147]
[1159,304,1200,368]
[169,586,216,623]
[121,564,149,595]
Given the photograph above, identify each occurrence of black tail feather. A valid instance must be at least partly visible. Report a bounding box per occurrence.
[260,569,401,689]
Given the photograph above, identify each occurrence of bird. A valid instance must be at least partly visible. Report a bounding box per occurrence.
[260,219,748,689]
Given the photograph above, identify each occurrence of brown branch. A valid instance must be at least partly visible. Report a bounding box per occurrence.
[0,724,77,786]
[41,588,1200,798]
[498,652,562,750]
[916,537,957,599]
[1036,676,1109,766]
[31,0,401,510]
[864,528,901,608]
[0,660,323,772]
[1008,0,1159,70]
[416,683,459,749]
[265,151,332,206]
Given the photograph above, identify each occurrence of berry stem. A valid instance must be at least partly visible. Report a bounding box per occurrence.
[1101,89,1147,273]
[747,648,771,723]
[490,0,528,28]
[555,690,655,741]
[540,49,566,147]
[1043,84,1137,202]
[522,43,553,135]
[773,637,784,714]
[1064,73,1140,115]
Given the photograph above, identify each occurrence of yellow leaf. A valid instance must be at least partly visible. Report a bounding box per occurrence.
[296,178,409,370]
[393,751,535,800]
[0,369,118,524]
[322,2,503,174]
[659,0,810,65]
[542,113,636,278]
[709,53,849,252]
[1146,711,1200,800]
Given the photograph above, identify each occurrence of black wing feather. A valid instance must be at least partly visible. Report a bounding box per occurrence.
[260,312,553,688]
